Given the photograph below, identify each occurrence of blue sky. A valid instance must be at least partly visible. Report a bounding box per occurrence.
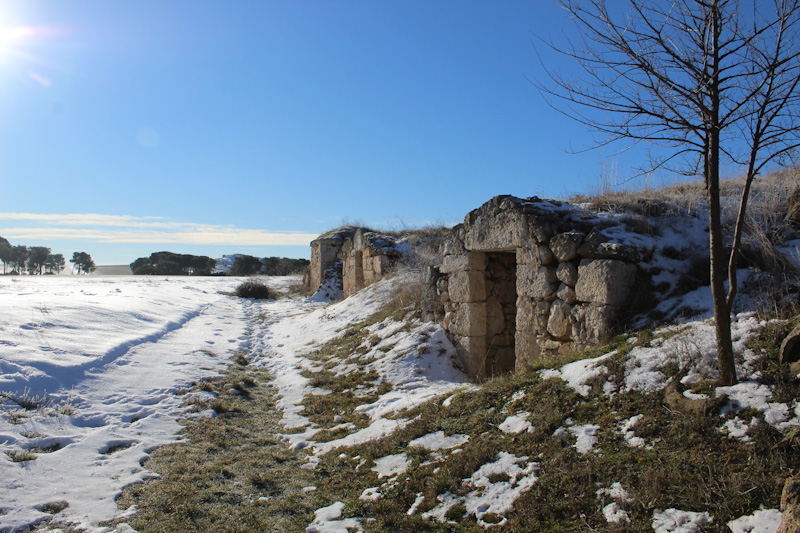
[0,0,644,265]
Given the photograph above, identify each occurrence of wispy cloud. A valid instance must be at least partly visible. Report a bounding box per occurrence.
[0,213,317,246]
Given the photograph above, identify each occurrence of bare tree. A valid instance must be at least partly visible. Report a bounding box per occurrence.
[535,0,800,385]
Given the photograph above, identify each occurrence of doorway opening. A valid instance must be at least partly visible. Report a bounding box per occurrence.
[482,251,517,377]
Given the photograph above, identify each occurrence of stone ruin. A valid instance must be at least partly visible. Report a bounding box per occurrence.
[420,195,650,380]
[305,227,405,299]
[305,196,657,380]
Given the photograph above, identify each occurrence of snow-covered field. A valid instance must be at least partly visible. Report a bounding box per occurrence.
[0,274,794,532]
[0,274,468,532]
[0,276,270,531]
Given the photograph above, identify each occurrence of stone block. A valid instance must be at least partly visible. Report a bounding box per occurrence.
[557,283,576,304]
[462,209,533,250]
[582,305,621,342]
[547,299,572,340]
[516,246,541,267]
[538,244,556,265]
[452,302,487,337]
[532,222,554,243]
[575,259,637,306]
[453,336,487,378]
[549,231,585,262]
[440,251,488,274]
[556,262,579,286]
[529,266,558,300]
[449,271,486,303]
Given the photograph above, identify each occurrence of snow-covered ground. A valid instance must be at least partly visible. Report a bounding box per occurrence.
[0,273,468,532]
[0,276,279,531]
[0,274,794,532]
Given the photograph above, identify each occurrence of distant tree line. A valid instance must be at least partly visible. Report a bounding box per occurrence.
[232,255,310,276]
[129,252,309,276]
[0,236,94,275]
[130,252,217,276]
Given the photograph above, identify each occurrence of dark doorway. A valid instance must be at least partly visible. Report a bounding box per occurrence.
[483,252,517,377]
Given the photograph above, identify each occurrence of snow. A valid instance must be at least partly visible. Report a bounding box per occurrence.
[2,274,461,531]
[372,452,410,479]
[250,272,467,462]
[0,263,794,531]
[652,508,713,532]
[406,493,425,515]
[540,352,614,397]
[553,423,600,454]
[622,313,765,393]
[619,414,647,448]
[0,275,265,531]
[717,382,800,430]
[306,501,362,533]
[423,451,539,528]
[602,502,630,524]
[408,430,469,451]
[498,412,533,434]
[727,508,782,533]
[596,482,633,502]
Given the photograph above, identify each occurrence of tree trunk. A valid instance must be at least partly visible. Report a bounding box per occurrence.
[708,0,737,386]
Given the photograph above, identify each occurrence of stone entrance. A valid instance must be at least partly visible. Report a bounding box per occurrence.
[482,252,517,377]
[422,195,644,380]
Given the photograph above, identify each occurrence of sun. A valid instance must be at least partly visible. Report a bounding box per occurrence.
[0,24,37,60]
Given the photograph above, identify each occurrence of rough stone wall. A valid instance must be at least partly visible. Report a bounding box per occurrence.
[342,229,401,297]
[423,195,646,380]
[306,227,358,295]
[306,227,401,298]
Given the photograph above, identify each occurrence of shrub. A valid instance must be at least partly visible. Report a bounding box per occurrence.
[234,280,272,300]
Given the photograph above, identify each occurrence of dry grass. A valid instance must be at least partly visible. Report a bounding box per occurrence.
[107,367,319,532]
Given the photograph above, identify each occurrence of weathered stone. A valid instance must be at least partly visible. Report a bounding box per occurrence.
[516,246,541,267]
[462,198,534,250]
[663,382,712,415]
[535,313,549,334]
[435,277,448,293]
[779,475,800,533]
[547,299,572,340]
[540,338,564,352]
[556,283,577,304]
[532,223,554,243]
[556,262,579,286]
[575,259,637,306]
[578,230,640,262]
[452,302,487,337]
[538,244,556,265]
[449,271,486,303]
[582,305,621,343]
[530,266,559,300]
[781,322,800,365]
[443,241,461,256]
[440,251,488,274]
[535,300,551,315]
[423,265,441,285]
[549,231,585,262]
[454,336,487,378]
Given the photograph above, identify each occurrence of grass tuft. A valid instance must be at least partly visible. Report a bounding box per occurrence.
[234,280,273,300]
[6,449,37,463]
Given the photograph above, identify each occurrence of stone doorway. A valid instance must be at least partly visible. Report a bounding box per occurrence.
[482,251,517,377]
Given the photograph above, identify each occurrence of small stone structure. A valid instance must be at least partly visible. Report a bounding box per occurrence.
[422,195,647,379]
[305,227,404,298]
